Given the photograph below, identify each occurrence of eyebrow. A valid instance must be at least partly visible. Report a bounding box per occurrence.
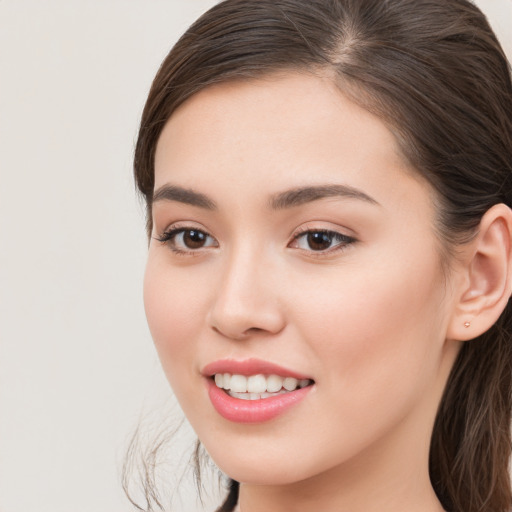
[152,184,217,210]
[269,184,380,209]
[151,183,379,211]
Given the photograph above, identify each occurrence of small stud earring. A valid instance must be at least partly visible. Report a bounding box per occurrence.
[464,321,471,328]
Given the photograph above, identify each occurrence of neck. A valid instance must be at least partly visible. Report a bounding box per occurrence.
[239,455,445,512]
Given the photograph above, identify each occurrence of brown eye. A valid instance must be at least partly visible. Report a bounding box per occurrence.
[182,229,208,249]
[306,232,334,251]
[156,227,218,253]
[291,230,355,253]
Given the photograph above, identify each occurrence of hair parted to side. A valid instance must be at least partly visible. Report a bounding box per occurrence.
[131,1,512,511]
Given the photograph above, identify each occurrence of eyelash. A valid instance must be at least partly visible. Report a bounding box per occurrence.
[154,225,218,256]
[290,228,356,255]
[155,225,356,256]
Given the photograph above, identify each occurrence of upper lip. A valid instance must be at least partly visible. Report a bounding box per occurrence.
[201,358,312,380]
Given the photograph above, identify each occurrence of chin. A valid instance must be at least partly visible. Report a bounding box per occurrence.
[215,461,308,486]
[203,440,331,487]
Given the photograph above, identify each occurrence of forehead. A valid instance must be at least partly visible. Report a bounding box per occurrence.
[154,72,429,214]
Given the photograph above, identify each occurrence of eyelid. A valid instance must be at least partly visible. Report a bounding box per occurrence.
[156,220,205,237]
[291,220,357,238]
[154,221,356,257]
[288,224,357,255]
[154,222,218,255]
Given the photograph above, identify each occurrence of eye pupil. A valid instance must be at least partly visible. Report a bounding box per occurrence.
[307,232,332,251]
[184,230,206,249]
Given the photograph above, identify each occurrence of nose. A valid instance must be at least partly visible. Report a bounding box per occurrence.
[207,248,286,340]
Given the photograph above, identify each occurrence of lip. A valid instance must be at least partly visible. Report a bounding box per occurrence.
[202,358,314,423]
[201,358,311,380]
[206,378,313,423]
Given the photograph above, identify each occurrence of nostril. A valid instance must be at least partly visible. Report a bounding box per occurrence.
[246,327,265,334]
[211,325,250,341]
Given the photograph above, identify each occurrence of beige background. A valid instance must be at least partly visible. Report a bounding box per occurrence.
[0,1,510,511]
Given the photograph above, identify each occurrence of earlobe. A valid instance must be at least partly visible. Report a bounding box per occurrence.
[447,203,512,341]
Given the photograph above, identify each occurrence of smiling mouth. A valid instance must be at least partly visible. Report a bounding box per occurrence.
[213,373,314,400]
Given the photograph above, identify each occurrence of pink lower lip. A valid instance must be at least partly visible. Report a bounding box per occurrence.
[206,379,313,423]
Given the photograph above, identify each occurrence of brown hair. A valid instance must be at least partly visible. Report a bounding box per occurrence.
[132,1,512,511]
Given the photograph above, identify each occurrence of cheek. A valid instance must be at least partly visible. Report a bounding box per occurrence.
[143,256,207,381]
[143,257,216,428]
[291,255,447,404]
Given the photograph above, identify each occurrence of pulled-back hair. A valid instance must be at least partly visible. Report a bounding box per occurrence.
[133,1,512,511]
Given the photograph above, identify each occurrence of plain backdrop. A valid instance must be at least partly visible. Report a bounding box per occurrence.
[0,1,510,511]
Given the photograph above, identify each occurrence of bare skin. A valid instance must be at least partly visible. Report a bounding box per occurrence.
[144,72,512,512]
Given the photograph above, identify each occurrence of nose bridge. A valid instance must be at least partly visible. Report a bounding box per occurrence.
[208,241,284,339]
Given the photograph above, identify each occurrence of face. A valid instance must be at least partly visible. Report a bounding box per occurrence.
[144,73,459,486]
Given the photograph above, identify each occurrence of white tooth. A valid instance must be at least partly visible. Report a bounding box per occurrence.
[230,391,250,400]
[283,377,298,391]
[266,374,283,393]
[222,373,231,390]
[247,374,267,393]
[249,393,260,400]
[214,374,224,388]
[230,374,248,393]
[299,379,310,388]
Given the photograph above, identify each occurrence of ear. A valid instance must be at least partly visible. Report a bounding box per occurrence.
[447,203,512,341]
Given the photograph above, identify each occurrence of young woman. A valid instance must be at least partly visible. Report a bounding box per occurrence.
[132,0,512,510]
